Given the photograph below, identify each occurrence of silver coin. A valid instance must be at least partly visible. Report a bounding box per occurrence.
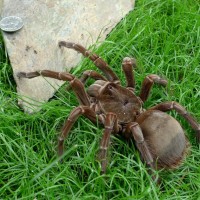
[0,16,24,32]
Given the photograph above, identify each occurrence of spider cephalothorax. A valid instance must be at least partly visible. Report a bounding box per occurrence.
[18,41,200,182]
[87,80,143,123]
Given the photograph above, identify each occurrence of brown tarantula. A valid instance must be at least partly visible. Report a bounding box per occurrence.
[18,41,200,182]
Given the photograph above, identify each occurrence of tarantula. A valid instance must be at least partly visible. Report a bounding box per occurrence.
[18,41,200,181]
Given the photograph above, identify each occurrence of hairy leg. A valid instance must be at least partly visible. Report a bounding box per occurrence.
[150,101,200,142]
[98,113,119,173]
[122,57,137,90]
[79,70,107,85]
[59,41,119,82]
[139,74,167,102]
[65,70,107,91]
[126,122,160,183]
[18,70,90,106]
[58,106,102,157]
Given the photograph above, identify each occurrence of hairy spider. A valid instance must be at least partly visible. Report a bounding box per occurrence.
[18,41,200,182]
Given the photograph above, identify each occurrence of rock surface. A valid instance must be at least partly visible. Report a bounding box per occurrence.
[1,0,134,113]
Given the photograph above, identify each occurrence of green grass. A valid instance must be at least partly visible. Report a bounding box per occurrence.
[0,0,200,199]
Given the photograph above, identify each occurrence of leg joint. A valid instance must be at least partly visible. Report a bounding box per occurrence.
[83,70,92,76]
[93,57,101,64]
[104,125,114,131]
[172,101,188,115]
[146,75,154,83]
[129,122,144,143]
[58,136,64,142]
[128,122,139,129]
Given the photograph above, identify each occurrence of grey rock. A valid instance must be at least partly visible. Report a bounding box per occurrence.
[1,0,135,113]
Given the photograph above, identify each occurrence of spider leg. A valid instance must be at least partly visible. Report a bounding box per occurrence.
[149,101,200,142]
[122,57,137,90]
[58,106,101,157]
[98,113,119,173]
[139,74,168,103]
[18,70,90,106]
[79,70,107,85]
[127,122,160,183]
[58,41,119,82]
[65,70,107,91]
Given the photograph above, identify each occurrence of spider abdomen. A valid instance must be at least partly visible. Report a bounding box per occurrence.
[136,110,188,169]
